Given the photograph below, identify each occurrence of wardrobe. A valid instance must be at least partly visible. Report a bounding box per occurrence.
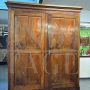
[6,1,82,90]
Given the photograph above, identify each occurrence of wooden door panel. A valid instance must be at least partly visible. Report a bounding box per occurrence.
[48,16,78,50]
[47,52,78,87]
[13,12,45,90]
[47,15,79,88]
[15,53,44,89]
[15,14,43,50]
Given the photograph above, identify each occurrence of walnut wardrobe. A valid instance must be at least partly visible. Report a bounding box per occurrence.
[6,1,82,90]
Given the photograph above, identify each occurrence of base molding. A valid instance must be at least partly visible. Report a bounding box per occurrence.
[49,87,80,90]
[0,62,7,65]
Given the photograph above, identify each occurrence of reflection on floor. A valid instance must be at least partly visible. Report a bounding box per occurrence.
[0,65,8,90]
[80,79,90,90]
[0,65,90,90]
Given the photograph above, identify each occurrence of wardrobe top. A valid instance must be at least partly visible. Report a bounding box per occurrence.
[6,1,82,11]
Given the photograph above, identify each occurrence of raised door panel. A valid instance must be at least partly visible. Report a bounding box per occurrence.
[47,52,78,88]
[47,15,78,50]
[14,53,44,90]
[15,14,43,50]
[12,12,46,90]
[46,13,79,89]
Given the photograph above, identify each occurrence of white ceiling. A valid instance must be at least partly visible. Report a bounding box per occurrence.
[43,0,90,10]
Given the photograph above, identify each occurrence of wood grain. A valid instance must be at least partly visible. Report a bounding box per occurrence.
[6,1,81,90]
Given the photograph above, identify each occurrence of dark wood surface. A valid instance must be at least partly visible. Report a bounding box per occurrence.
[6,1,82,90]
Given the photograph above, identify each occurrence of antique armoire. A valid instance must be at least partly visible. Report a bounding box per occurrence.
[6,1,82,90]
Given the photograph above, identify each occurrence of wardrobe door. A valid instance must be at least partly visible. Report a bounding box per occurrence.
[46,12,79,89]
[10,11,46,90]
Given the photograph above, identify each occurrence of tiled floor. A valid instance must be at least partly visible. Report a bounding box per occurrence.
[0,65,90,90]
[0,65,8,90]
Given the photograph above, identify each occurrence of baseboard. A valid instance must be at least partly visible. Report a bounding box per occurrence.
[80,77,90,79]
[49,87,80,90]
[0,62,7,65]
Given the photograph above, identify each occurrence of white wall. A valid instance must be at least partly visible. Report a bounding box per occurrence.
[81,10,90,22]
[80,58,90,78]
[43,0,90,11]
[80,10,90,78]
